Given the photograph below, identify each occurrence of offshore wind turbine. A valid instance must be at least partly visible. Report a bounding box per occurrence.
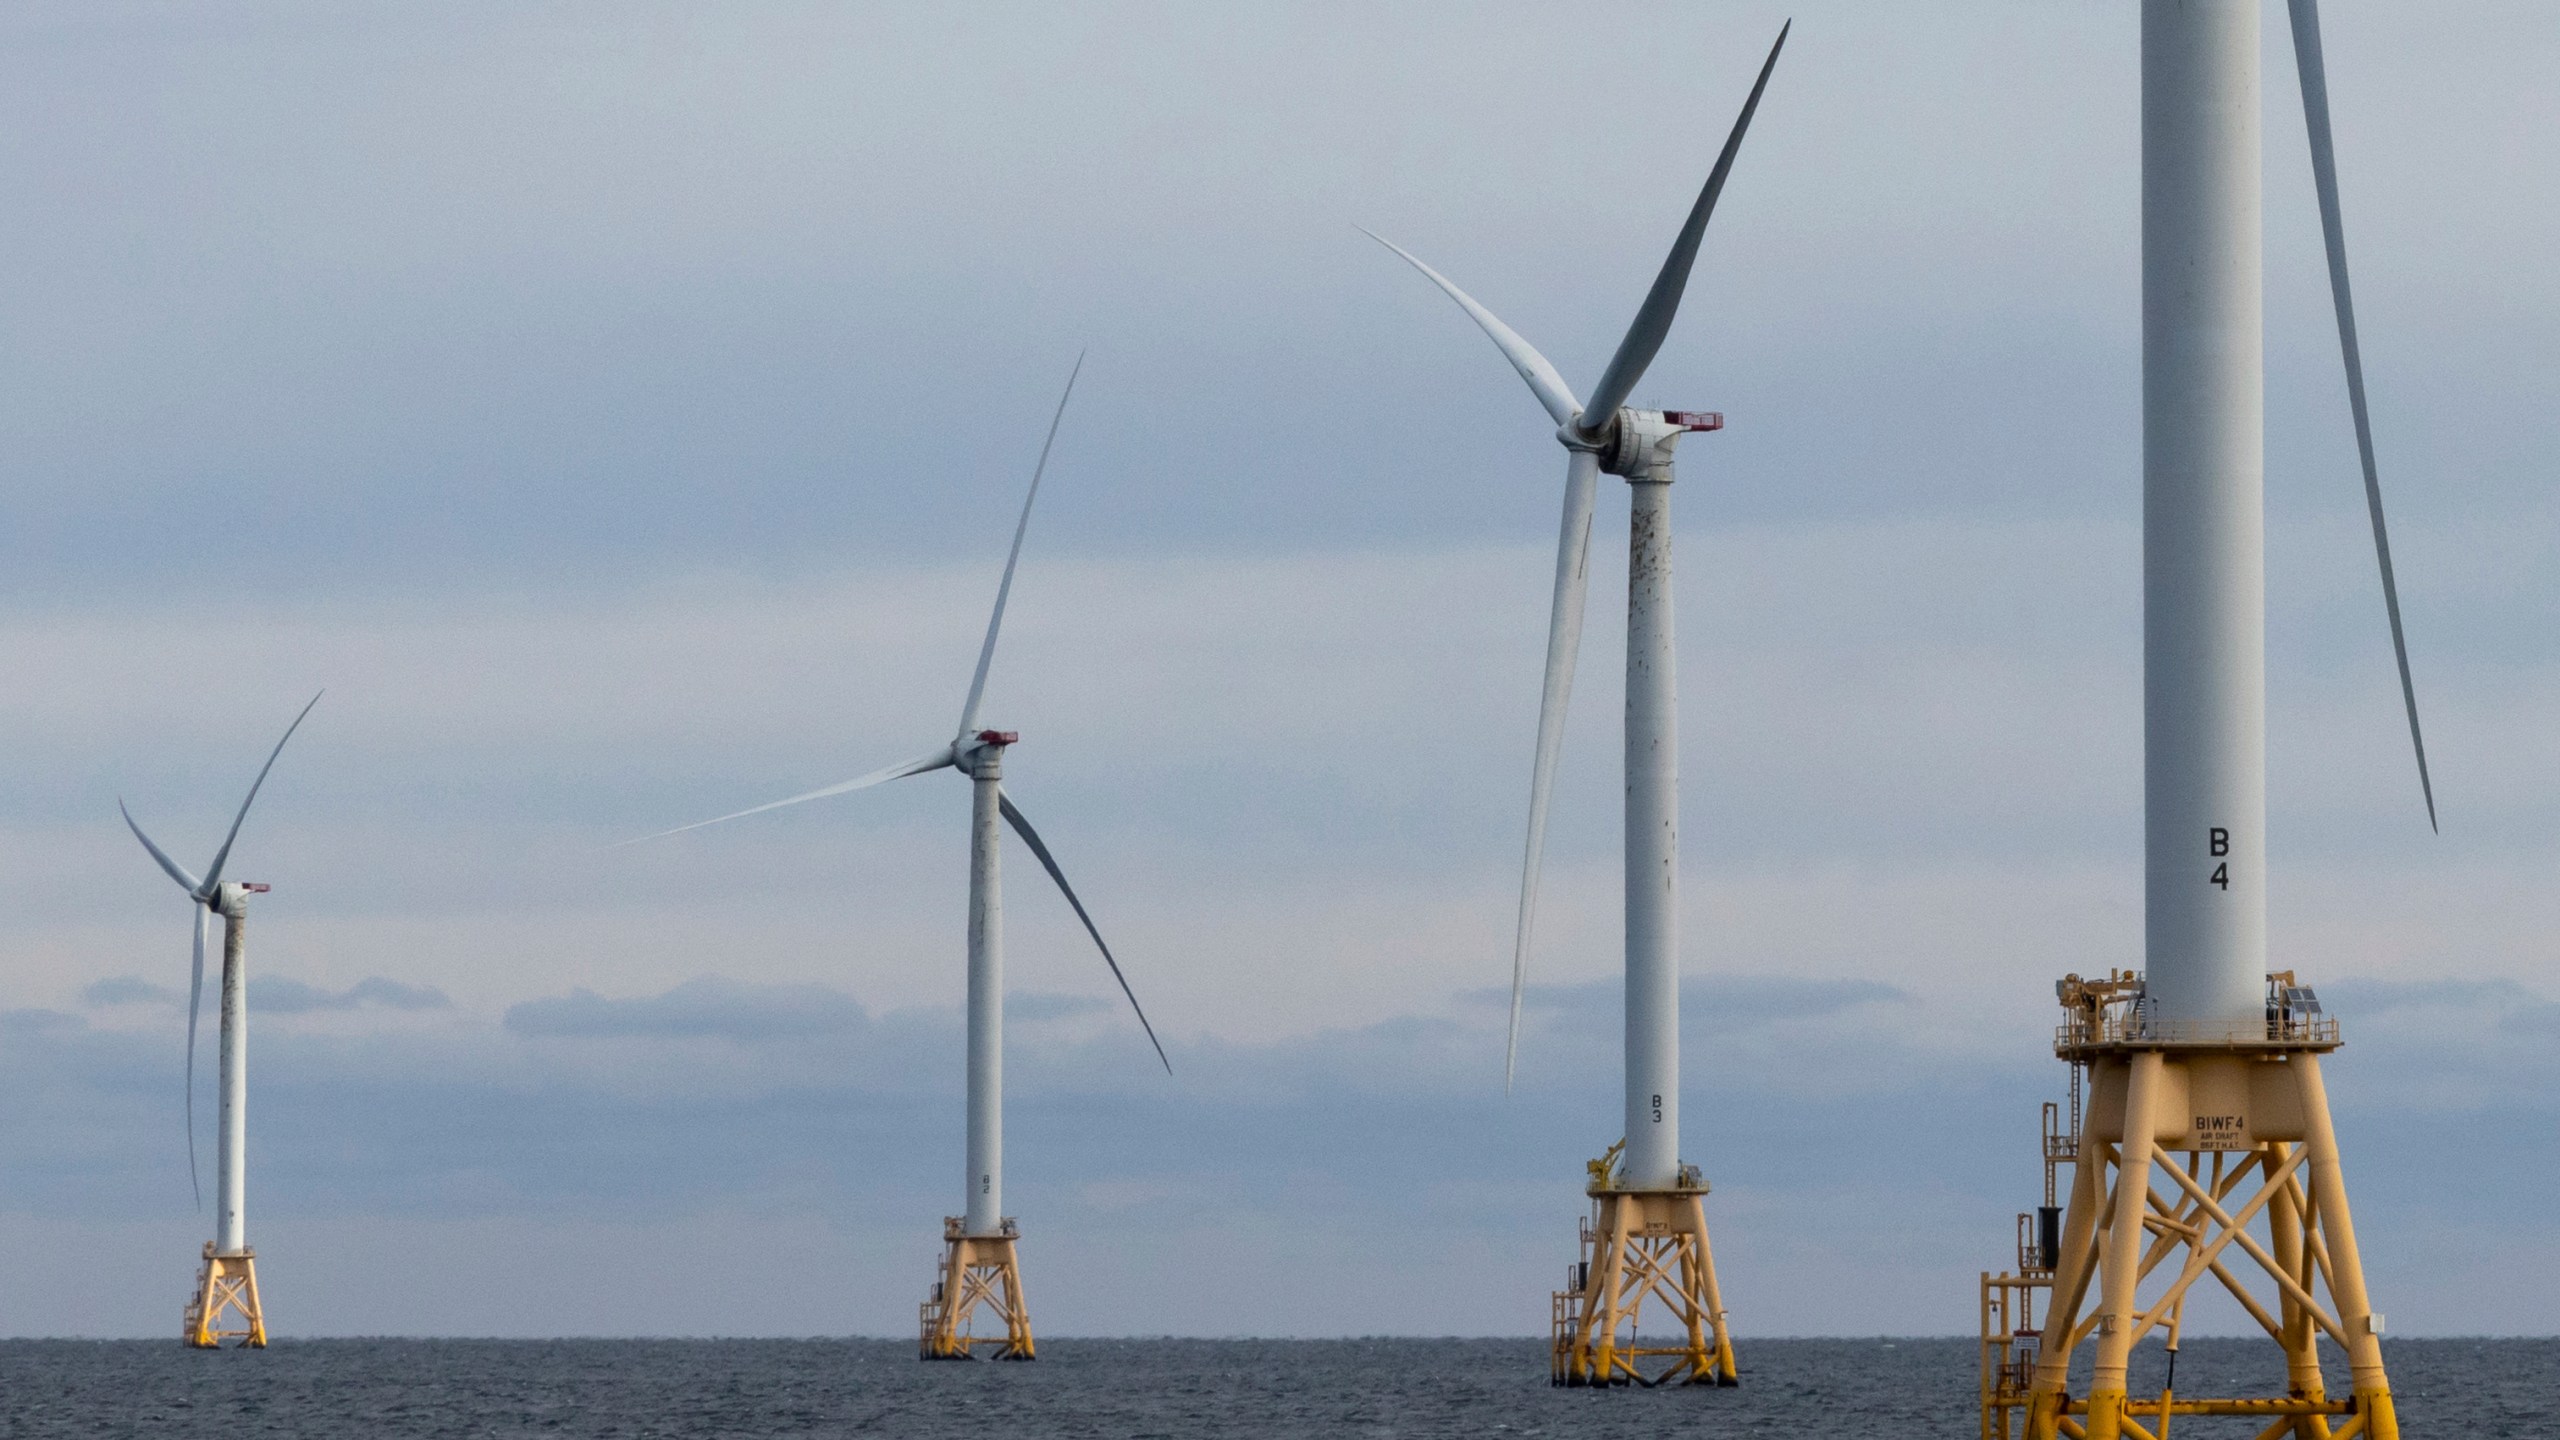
[632,355,1165,1361]
[119,692,321,1349]
[1367,22,1787,1388]
[1978,6,2435,1439]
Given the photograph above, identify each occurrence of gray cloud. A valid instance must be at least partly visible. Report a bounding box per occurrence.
[2508,1003,2560,1040]
[1518,974,1910,1024]
[251,976,451,1014]
[80,976,177,1009]
[1012,991,1112,1022]
[0,1008,81,1038]
[2311,977,2560,1112]
[78,974,450,1014]
[503,976,867,1040]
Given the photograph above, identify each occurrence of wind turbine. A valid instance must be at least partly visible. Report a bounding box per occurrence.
[632,354,1165,1362]
[1366,22,1788,1388]
[1988,5,2433,1438]
[119,691,321,1349]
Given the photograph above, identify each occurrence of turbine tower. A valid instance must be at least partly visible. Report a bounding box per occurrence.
[632,355,1167,1361]
[119,692,321,1349]
[1368,23,1787,1389]
[1977,7,2432,1438]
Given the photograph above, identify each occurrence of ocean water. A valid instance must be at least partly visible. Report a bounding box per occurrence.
[1,1336,2549,1438]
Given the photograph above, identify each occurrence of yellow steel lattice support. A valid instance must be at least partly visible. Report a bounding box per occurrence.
[918,1216,1035,1361]
[2006,1010,2397,1440]
[1551,1175,1734,1388]
[182,1244,266,1349]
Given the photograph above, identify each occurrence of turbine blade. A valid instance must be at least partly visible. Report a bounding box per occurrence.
[1508,448,1601,1092]
[617,745,956,846]
[958,352,1085,739]
[1577,20,1789,429]
[997,789,1170,1074]
[1361,227,1582,428]
[186,905,206,1210]
[200,691,323,895]
[2287,0,2436,830]
[119,801,202,894]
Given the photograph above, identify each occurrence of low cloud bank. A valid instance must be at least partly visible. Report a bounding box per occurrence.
[79,974,449,1014]
[0,972,2547,1335]
[504,977,863,1040]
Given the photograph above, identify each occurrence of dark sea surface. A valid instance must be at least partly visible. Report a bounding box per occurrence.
[1,1336,2548,1438]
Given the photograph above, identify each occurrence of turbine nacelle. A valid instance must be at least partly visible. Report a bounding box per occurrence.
[1569,408,1726,479]
[954,729,1019,774]
[213,881,269,918]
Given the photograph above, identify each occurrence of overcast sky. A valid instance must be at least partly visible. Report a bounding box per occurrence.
[0,0,2553,1338]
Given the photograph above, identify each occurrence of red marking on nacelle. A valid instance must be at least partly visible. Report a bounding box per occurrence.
[242,883,272,893]
[1665,410,1724,432]
[976,730,1019,746]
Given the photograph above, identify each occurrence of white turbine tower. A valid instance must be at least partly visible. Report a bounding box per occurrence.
[120,691,321,1349]
[1367,23,1787,1388]
[633,354,1165,1362]
[1990,5,2434,1438]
